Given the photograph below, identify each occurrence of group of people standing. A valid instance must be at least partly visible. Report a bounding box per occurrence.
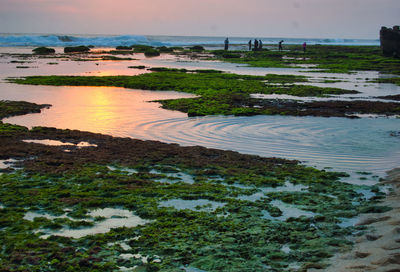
[224,38,307,52]
[248,39,263,51]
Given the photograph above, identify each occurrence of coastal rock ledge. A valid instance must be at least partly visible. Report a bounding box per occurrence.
[380,25,400,57]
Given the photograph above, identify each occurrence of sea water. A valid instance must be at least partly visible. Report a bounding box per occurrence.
[0,33,379,48]
[0,46,399,181]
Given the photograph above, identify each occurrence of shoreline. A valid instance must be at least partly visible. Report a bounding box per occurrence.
[321,168,400,271]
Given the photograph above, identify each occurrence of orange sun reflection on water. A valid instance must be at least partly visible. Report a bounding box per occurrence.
[3,84,195,137]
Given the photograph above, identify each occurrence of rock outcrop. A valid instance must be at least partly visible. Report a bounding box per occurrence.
[380,26,400,57]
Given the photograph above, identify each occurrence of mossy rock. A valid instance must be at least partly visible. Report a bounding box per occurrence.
[144,48,161,57]
[189,45,205,52]
[157,46,174,53]
[116,46,133,50]
[64,46,90,53]
[132,45,154,53]
[32,47,55,54]
[213,50,241,59]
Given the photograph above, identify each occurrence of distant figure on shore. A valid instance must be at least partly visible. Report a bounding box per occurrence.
[259,40,263,50]
[254,39,259,51]
[224,38,229,50]
[248,39,252,51]
[279,40,284,51]
[303,42,307,53]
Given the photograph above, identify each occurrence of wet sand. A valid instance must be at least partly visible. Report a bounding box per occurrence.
[321,168,400,271]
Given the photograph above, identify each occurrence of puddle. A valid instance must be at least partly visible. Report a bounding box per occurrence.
[237,181,308,202]
[250,93,400,104]
[261,181,308,194]
[262,200,316,221]
[107,165,138,174]
[338,217,360,228]
[108,237,140,251]
[181,267,208,272]
[23,139,97,148]
[159,199,225,212]
[118,266,136,271]
[0,158,19,169]
[37,208,150,239]
[356,188,375,200]
[281,244,291,254]
[23,211,75,221]
[119,253,152,263]
[150,169,195,184]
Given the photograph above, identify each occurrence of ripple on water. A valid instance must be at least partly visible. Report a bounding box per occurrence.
[2,62,400,177]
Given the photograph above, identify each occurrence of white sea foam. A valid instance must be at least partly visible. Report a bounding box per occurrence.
[0,34,161,47]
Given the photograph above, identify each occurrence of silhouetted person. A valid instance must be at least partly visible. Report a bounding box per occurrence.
[248,39,252,51]
[259,40,263,50]
[254,39,259,51]
[279,40,284,51]
[303,42,307,53]
[224,38,229,50]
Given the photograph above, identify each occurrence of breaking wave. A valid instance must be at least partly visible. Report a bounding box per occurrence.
[0,34,164,47]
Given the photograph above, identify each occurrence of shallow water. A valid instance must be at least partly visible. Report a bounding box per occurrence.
[262,200,316,221]
[158,199,226,212]
[37,208,150,239]
[150,169,195,184]
[23,139,97,148]
[2,83,400,179]
[1,48,400,181]
[0,159,20,170]
[237,181,308,202]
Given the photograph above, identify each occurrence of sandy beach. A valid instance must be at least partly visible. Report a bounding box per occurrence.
[321,168,400,272]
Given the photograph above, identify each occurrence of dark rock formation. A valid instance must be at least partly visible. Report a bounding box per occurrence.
[64,46,90,53]
[32,47,55,54]
[380,26,400,57]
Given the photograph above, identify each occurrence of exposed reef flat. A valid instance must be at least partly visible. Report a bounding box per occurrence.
[9,70,400,118]
[0,100,391,271]
[209,45,400,75]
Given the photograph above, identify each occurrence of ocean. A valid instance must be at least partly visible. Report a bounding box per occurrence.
[0,33,379,48]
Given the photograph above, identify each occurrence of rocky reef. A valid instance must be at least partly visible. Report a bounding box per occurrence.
[380,26,400,57]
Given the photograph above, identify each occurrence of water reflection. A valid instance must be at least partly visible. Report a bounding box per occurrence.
[1,49,400,179]
[2,83,400,178]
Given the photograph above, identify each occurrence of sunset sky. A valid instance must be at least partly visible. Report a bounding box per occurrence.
[0,0,399,39]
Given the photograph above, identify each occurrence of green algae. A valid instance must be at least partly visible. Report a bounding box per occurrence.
[0,120,389,271]
[144,49,161,57]
[0,122,28,136]
[0,100,50,120]
[211,45,400,75]
[370,77,400,86]
[8,70,366,117]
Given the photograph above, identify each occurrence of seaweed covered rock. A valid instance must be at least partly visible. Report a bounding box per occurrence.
[213,50,241,59]
[132,44,154,53]
[157,46,174,53]
[116,46,132,50]
[189,45,205,52]
[32,47,55,54]
[144,48,160,57]
[380,26,400,57]
[64,46,90,53]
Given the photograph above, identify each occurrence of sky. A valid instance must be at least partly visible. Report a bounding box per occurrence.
[0,0,399,39]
